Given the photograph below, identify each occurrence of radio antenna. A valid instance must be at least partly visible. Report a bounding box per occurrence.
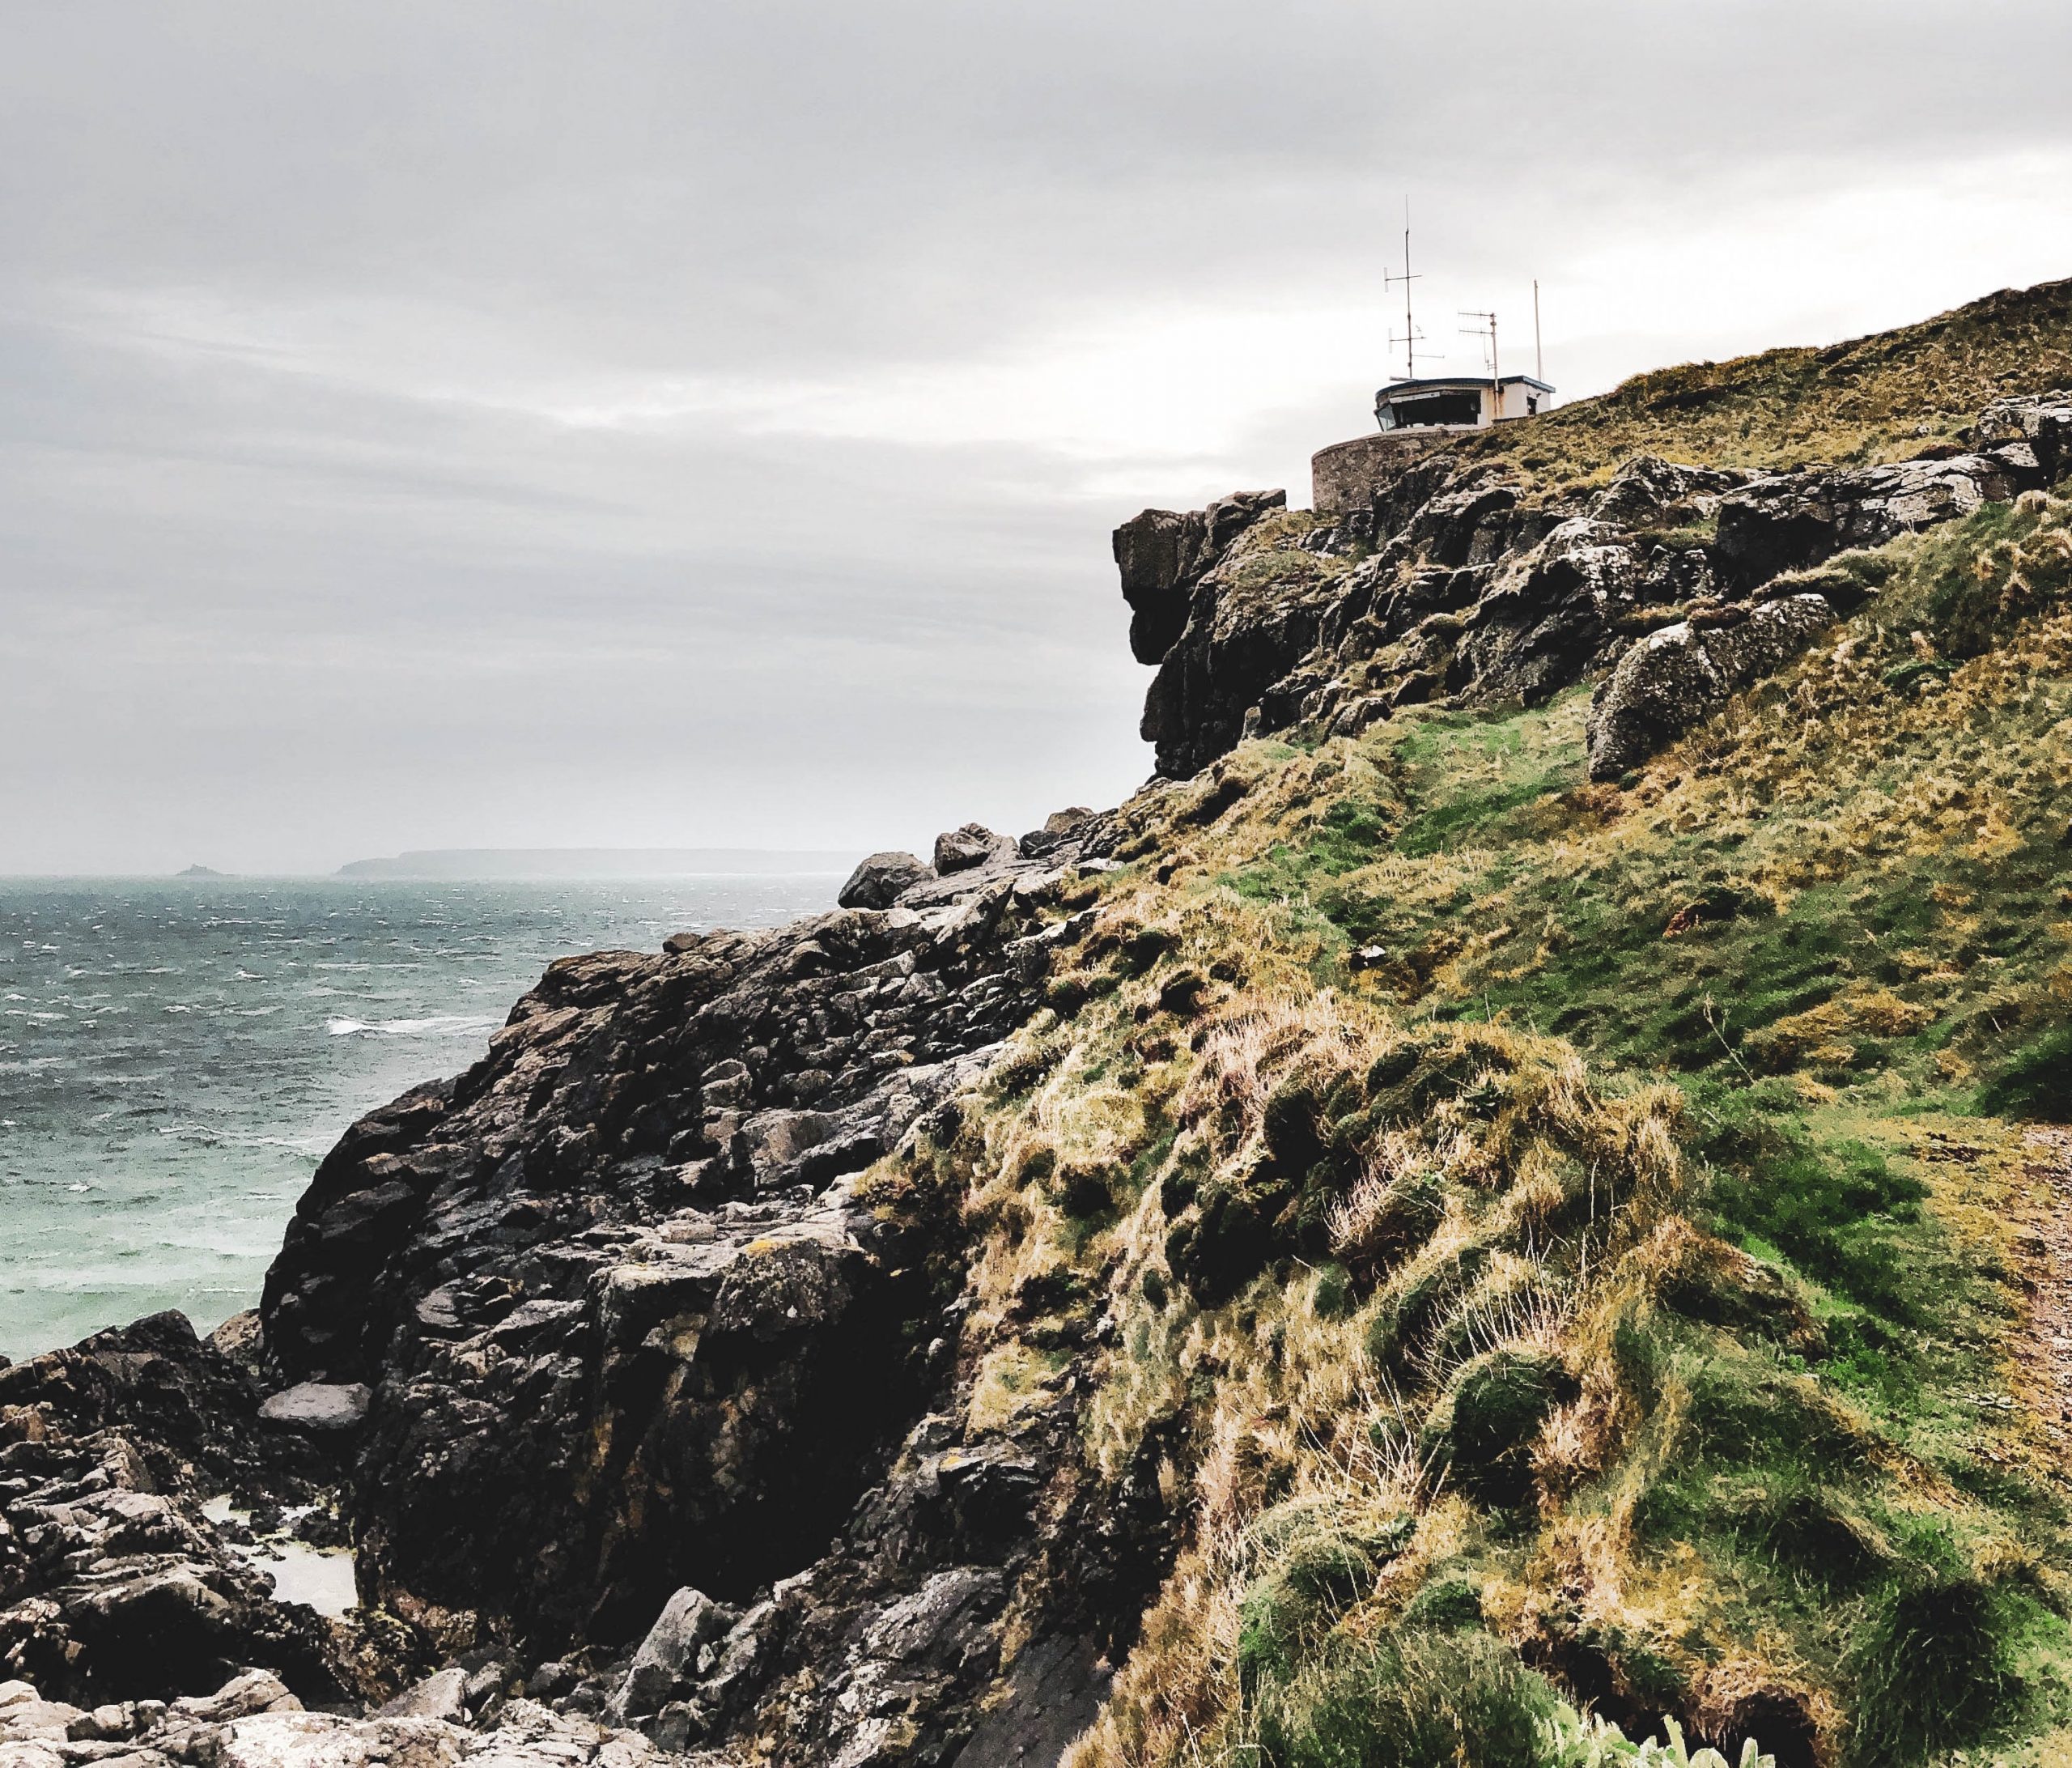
[1460,309,1500,413]
[1533,278,1543,383]
[1382,198,1423,381]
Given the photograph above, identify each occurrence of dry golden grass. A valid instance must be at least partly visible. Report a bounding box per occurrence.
[919,473,2072,1768]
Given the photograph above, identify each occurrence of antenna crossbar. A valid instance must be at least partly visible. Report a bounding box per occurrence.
[1459,309,1501,411]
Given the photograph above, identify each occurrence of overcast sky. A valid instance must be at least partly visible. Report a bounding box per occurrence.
[6,1,2071,873]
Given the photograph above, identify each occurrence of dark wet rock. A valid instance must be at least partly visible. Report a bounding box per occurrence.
[950,1634,1112,1768]
[838,851,932,910]
[0,1319,372,1707]
[224,807,1177,1766]
[254,850,1099,1666]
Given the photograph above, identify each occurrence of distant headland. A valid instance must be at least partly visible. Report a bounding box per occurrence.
[335,847,862,879]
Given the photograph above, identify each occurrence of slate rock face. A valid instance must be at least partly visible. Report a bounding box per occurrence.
[1120,391,2072,780]
[0,1318,365,1706]
[256,850,1096,1658]
[1113,490,1287,665]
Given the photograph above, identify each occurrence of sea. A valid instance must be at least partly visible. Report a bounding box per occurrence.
[0,876,843,1362]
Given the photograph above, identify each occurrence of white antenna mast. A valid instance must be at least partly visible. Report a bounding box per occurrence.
[1533,278,1543,383]
[1460,308,1500,411]
[1382,198,1424,381]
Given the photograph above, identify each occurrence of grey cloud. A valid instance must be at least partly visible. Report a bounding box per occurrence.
[4,1,2071,872]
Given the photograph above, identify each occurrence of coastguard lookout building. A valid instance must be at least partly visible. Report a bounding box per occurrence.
[1313,370,1555,514]
[1378,373,1552,430]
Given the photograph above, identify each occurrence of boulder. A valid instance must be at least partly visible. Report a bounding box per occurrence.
[836,851,931,910]
[378,1665,471,1722]
[1586,593,1837,780]
[1976,389,2072,483]
[735,1109,837,1190]
[207,1311,264,1373]
[609,1588,728,1721]
[1017,806,1098,859]
[258,1383,372,1433]
[932,824,1014,875]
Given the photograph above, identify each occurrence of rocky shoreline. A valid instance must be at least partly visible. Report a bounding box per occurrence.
[7,379,2072,1768]
[2,818,1164,1768]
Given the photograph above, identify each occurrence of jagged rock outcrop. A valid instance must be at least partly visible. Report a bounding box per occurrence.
[259,870,1057,1647]
[232,822,1178,1768]
[1712,448,2030,589]
[1121,391,2072,780]
[1113,490,1285,667]
[2,811,1167,1767]
[0,1317,384,1706]
[1980,389,2072,480]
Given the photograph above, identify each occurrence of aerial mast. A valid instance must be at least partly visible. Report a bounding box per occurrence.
[1460,308,1500,413]
[1383,198,1422,382]
[1533,278,1543,383]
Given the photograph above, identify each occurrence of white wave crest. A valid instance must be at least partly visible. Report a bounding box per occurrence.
[324,1014,500,1039]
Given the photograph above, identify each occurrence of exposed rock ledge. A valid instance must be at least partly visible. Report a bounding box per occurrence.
[1115,389,2072,780]
[4,814,1170,1768]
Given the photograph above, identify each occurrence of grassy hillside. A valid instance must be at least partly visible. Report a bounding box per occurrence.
[1467,278,2072,495]
[864,353,2072,1765]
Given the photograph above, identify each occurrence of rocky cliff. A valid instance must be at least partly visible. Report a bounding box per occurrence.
[1117,391,2072,782]
[12,279,2072,1768]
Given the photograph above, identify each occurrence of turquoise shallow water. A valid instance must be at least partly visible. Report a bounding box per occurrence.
[0,877,839,1360]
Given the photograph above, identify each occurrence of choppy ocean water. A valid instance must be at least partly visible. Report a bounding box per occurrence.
[0,876,841,1361]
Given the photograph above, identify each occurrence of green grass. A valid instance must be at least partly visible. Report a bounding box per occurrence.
[966,419,2072,1768]
[1460,276,2072,497]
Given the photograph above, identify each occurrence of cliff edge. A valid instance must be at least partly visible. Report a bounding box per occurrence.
[11,279,2072,1768]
